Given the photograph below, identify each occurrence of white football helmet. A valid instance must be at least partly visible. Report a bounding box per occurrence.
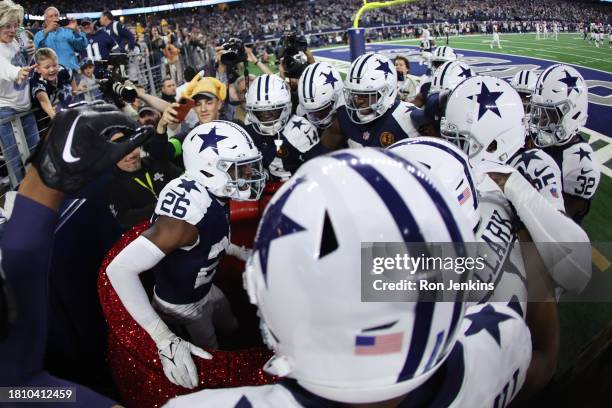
[510,69,538,113]
[245,147,475,404]
[431,60,473,93]
[441,75,525,166]
[182,120,265,200]
[344,53,397,124]
[245,74,292,135]
[298,62,342,128]
[388,137,480,231]
[430,46,457,70]
[529,64,588,147]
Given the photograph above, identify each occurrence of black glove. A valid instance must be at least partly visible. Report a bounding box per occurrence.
[31,103,154,193]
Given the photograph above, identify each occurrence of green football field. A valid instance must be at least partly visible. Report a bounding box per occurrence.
[249,33,612,374]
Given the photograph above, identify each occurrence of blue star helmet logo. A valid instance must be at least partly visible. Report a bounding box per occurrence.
[255,177,307,284]
[458,66,472,79]
[194,126,229,153]
[469,82,503,120]
[558,69,580,97]
[374,59,394,79]
[320,70,338,88]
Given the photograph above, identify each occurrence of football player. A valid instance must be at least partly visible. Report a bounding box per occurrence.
[163,147,531,408]
[510,69,539,119]
[430,60,474,94]
[320,53,419,150]
[490,24,502,49]
[296,62,343,134]
[411,46,458,108]
[245,74,326,181]
[529,64,601,224]
[388,137,528,308]
[1,102,153,405]
[107,120,266,389]
[442,75,592,295]
[419,33,434,67]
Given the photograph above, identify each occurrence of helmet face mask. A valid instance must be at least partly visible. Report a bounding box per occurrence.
[304,100,335,128]
[529,99,572,148]
[529,64,588,147]
[220,155,266,200]
[245,74,292,135]
[343,87,388,124]
[247,102,291,135]
[344,53,398,124]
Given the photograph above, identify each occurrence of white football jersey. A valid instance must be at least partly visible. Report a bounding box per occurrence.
[508,148,565,212]
[471,176,527,312]
[268,115,321,180]
[155,175,215,227]
[163,303,531,408]
[559,142,600,200]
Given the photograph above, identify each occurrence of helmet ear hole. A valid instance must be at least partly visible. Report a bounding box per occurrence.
[200,169,214,178]
[486,140,498,153]
[319,211,338,259]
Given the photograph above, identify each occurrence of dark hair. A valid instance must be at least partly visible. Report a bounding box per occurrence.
[101,11,114,21]
[184,66,197,82]
[394,56,410,71]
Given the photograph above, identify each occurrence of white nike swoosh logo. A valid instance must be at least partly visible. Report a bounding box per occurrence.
[62,115,82,163]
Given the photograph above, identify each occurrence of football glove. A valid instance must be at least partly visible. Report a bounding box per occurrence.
[157,334,212,389]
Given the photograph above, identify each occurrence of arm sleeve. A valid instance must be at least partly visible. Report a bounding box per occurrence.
[0,56,20,82]
[33,31,44,48]
[504,171,592,293]
[106,235,174,344]
[68,30,88,52]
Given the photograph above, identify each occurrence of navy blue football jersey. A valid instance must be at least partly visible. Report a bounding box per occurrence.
[336,100,419,148]
[152,176,230,304]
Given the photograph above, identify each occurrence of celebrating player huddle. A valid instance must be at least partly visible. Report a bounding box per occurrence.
[96,43,601,407]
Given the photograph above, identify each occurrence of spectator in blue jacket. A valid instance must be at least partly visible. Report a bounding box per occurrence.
[99,11,134,52]
[32,7,87,72]
[80,17,118,62]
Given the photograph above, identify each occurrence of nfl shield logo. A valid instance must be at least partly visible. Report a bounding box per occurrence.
[363,131,370,141]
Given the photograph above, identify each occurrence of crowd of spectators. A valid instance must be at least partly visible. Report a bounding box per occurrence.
[0,0,610,188]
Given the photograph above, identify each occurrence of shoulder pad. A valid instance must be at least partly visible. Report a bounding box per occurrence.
[452,303,531,407]
[509,149,565,212]
[391,101,420,138]
[282,115,320,153]
[163,384,301,408]
[561,143,601,199]
[155,176,212,225]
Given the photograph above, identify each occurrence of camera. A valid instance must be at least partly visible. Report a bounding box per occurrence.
[98,53,137,106]
[276,33,308,79]
[219,38,247,84]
